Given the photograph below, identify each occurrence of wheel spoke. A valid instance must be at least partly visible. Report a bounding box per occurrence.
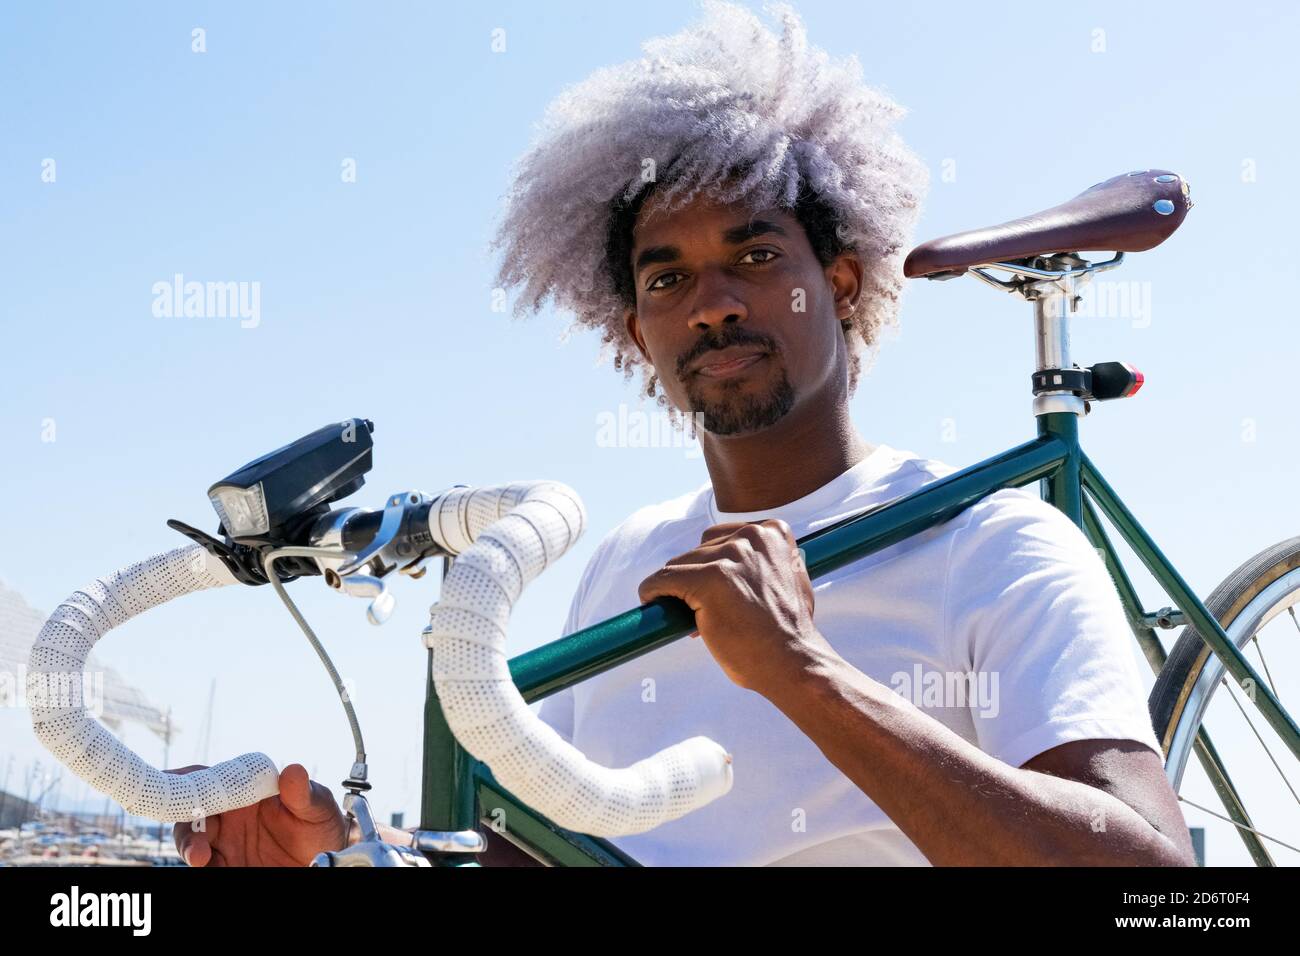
[1177,794,1300,855]
[1250,632,1281,703]
[1217,674,1300,807]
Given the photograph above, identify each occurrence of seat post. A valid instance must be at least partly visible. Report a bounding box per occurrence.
[1024,257,1086,526]
[1026,256,1087,419]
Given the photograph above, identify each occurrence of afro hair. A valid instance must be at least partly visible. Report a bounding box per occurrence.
[489,0,929,417]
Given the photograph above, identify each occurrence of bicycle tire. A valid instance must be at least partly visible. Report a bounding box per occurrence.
[1149,534,1300,792]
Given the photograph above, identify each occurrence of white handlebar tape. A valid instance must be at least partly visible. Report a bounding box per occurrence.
[28,545,280,823]
[424,481,734,838]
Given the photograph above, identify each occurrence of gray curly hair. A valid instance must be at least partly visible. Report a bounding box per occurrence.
[489,0,929,418]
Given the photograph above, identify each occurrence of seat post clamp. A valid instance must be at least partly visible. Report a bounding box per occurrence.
[1031,362,1144,402]
[1031,366,1091,397]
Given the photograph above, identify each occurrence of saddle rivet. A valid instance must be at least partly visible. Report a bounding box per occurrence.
[1152,199,1175,215]
[1154,174,1178,183]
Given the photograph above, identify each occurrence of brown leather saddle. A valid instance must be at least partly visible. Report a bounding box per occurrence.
[904,169,1192,280]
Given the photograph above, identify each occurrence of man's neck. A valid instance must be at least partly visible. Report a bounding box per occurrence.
[699,397,874,515]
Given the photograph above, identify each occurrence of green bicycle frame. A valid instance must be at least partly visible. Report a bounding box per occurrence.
[415,409,1300,865]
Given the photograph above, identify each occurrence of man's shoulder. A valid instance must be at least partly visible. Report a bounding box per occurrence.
[961,485,1091,546]
[941,481,1108,610]
[879,450,1098,577]
[894,448,1083,538]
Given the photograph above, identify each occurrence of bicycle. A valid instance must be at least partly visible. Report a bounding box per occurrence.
[26,168,1299,866]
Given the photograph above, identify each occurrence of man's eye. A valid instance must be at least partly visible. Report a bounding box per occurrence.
[647,272,683,291]
[740,248,780,265]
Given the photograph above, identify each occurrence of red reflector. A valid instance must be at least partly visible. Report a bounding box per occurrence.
[1124,364,1144,397]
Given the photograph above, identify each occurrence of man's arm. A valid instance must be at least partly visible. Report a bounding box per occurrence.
[763,647,1195,866]
[635,506,1195,866]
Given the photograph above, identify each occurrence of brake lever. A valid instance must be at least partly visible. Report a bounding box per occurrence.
[311,791,431,868]
[336,491,436,577]
[310,790,489,867]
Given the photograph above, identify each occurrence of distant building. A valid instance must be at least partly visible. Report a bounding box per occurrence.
[0,577,177,748]
[0,789,37,829]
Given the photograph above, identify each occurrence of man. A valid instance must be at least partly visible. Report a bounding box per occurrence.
[172,0,1194,866]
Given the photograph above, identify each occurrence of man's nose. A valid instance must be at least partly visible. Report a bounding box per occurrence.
[686,268,749,331]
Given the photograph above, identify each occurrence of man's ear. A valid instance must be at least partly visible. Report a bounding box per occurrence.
[624,307,650,364]
[827,251,864,323]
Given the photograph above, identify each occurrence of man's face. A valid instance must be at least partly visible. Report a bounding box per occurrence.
[624,191,861,436]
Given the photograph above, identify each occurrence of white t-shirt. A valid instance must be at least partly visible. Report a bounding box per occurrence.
[536,442,1162,866]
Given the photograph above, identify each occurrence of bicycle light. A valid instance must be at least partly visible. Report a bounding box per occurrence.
[209,483,270,538]
[207,418,375,543]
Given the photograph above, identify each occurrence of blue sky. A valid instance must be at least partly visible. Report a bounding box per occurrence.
[2,1,1297,864]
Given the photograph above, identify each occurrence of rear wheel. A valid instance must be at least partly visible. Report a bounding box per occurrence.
[1149,535,1300,865]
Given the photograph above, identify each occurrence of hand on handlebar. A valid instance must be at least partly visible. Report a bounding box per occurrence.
[168,763,347,867]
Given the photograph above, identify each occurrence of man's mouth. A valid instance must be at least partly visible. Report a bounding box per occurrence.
[689,347,769,379]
